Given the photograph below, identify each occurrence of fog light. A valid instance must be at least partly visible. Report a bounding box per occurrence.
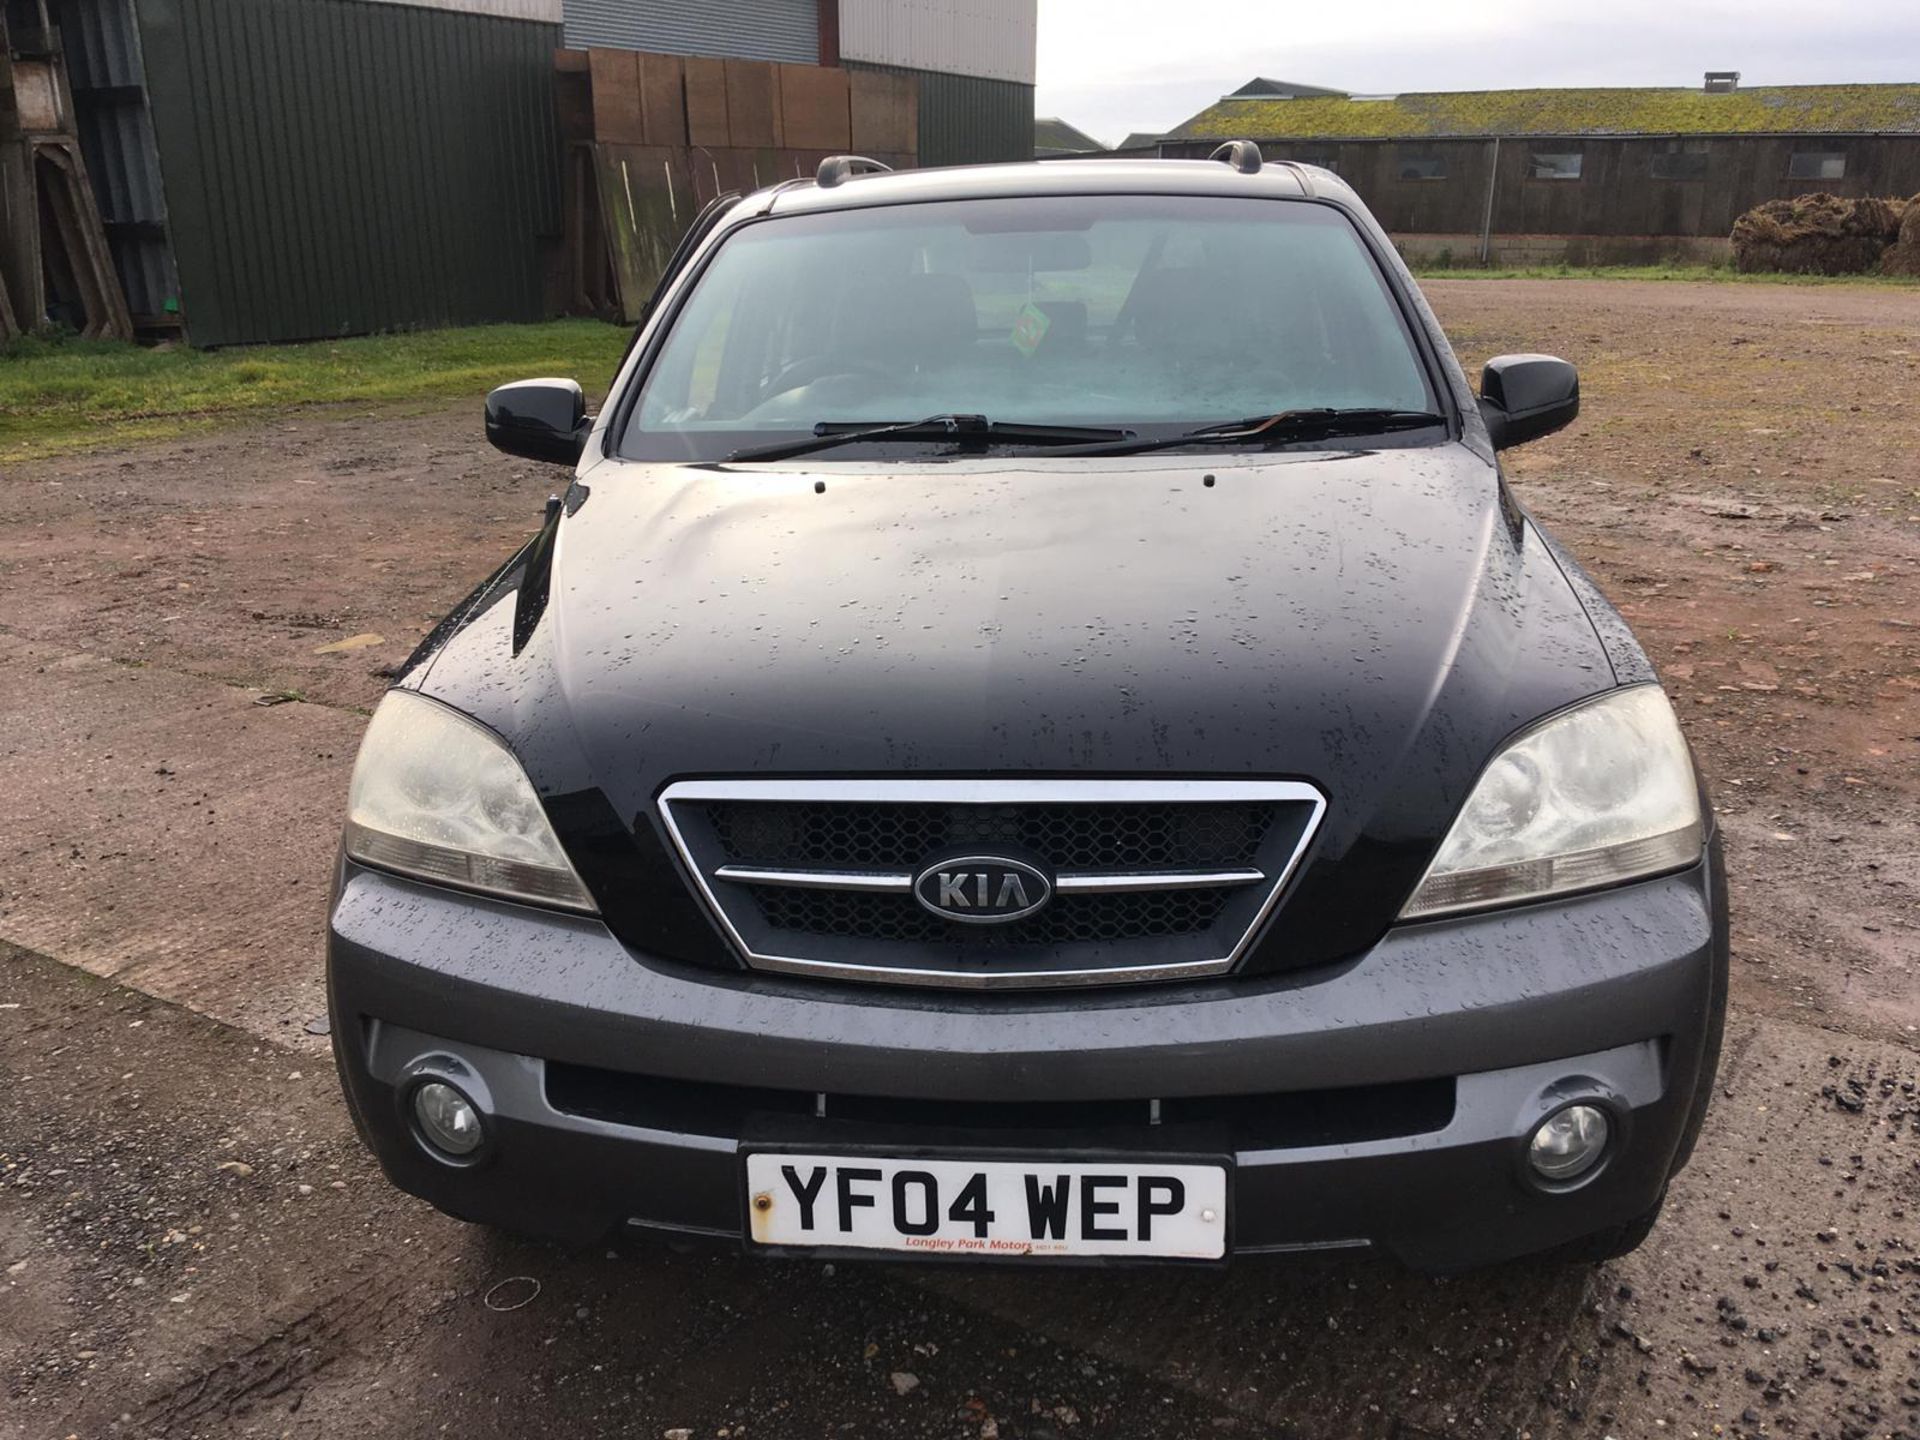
[412,1080,483,1158]
[1528,1103,1610,1182]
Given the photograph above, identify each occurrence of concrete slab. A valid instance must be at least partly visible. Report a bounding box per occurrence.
[0,632,356,1044]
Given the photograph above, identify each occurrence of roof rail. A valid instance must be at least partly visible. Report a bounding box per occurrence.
[1208,140,1264,174]
[816,155,893,189]
[1270,159,1316,196]
[756,175,814,214]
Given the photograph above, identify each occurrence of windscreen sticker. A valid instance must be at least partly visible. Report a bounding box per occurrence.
[1010,302,1052,357]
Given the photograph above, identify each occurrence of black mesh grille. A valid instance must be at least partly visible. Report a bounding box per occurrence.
[707,801,1274,871]
[749,884,1235,944]
[662,785,1323,986]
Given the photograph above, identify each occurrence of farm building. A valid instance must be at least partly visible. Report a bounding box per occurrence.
[1,0,1035,346]
[1158,74,1920,266]
[1033,116,1103,158]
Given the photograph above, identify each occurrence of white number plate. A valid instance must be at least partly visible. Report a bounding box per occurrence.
[744,1153,1228,1259]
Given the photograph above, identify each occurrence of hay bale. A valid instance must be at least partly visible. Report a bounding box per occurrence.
[1847,195,1904,239]
[1881,194,1920,276]
[1732,192,1905,275]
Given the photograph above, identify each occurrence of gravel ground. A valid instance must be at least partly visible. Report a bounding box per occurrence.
[2,278,1917,1439]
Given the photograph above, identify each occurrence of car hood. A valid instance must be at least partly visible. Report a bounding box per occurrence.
[415,445,1616,978]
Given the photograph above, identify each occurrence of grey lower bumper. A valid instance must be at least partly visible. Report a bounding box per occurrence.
[326,851,1726,1269]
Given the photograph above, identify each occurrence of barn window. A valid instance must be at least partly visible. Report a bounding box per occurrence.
[1528,151,1584,180]
[1651,142,1710,180]
[1787,151,1846,180]
[1395,153,1447,181]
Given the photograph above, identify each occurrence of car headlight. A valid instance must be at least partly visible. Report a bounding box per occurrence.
[1399,685,1703,920]
[343,690,597,913]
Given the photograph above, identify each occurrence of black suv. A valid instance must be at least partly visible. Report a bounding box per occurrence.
[327,148,1726,1270]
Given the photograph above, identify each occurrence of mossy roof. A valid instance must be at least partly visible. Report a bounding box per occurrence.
[1168,85,1920,141]
[1034,117,1106,154]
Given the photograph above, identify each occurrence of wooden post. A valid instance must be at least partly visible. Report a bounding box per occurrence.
[32,139,134,338]
[0,10,32,335]
[1479,136,1501,267]
[0,254,18,341]
[0,17,133,339]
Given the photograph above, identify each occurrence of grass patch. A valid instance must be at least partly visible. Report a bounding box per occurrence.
[0,319,630,465]
[1410,262,1920,286]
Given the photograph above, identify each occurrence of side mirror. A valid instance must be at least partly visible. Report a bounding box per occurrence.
[485,378,590,466]
[1477,355,1579,451]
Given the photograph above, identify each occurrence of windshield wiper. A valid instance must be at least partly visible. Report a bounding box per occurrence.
[1038,408,1448,458]
[725,414,1133,464]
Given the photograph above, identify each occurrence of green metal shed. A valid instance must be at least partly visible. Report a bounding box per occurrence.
[57,0,563,346]
[46,0,1039,346]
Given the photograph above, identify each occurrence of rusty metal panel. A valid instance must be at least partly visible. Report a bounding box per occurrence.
[639,50,686,146]
[777,61,849,152]
[134,0,562,346]
[587,47,643,143]
[683,54,729,146]
[848,65,913,155]
[723,58,780,148]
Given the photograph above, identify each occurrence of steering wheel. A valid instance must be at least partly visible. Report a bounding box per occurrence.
[756,354,895,406]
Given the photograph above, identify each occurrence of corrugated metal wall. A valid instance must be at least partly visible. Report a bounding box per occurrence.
[564,0,818,65]
[360,0,559,16]
[846,62,1031,168]
[838,0,1034,85]
[57,0,179,326]
[135,0,562,346]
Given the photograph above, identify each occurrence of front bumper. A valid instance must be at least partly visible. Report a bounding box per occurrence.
[326,845,1727,1270]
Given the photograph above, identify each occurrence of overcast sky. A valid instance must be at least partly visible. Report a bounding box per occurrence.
[1036,0,1920,147]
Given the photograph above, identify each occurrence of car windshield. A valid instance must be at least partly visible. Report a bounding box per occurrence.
[620,193,1439,461]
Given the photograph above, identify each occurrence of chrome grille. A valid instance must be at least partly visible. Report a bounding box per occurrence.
[658,780,1327,990]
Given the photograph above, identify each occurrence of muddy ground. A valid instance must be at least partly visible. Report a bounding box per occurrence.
[1,279,1917,1439]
